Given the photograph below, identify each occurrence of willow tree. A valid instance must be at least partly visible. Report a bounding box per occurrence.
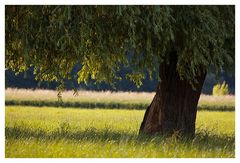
[5,5,234,137]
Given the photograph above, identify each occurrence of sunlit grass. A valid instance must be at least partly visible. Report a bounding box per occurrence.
[5,88,235,105]
[5,88,153,104]
[5,106,235,158]
[5,88,235,111]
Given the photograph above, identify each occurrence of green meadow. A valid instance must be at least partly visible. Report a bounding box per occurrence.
[5,104,235,158]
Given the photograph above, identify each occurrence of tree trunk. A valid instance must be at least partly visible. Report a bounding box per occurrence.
[139,52,206,137]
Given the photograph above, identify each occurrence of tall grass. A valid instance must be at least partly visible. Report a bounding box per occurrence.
[5,88,235,111]
[5,88,154,104]
[5,106,235,158]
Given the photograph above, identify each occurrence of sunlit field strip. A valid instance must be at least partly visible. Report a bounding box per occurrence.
[5,88,235,109]
[5,106,235,158]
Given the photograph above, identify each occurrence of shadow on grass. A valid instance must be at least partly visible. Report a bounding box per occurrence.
[5,100,235,111]
[6,125,140,142]
[5,125,235,151]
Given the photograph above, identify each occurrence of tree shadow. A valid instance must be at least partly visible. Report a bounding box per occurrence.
[5,126,234,151]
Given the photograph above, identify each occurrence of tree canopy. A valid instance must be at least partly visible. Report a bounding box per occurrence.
[5,5,235,90]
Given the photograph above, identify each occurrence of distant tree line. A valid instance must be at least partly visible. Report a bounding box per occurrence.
[5,66,235,94]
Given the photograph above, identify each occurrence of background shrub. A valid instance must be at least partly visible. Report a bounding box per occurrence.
[212,81,229,96]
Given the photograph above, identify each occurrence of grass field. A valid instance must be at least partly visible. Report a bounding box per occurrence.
[5,88,235,111]
[5,106,235,158]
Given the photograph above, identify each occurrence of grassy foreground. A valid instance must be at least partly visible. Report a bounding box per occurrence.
[5,88,235,111]
[5,106,235,158]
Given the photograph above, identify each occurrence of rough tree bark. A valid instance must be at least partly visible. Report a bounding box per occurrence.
[139,51,206,137]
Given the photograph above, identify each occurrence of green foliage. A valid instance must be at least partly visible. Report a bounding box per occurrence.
[212,81,230,96]
[5,6,235,88]
[126,72,145,88]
